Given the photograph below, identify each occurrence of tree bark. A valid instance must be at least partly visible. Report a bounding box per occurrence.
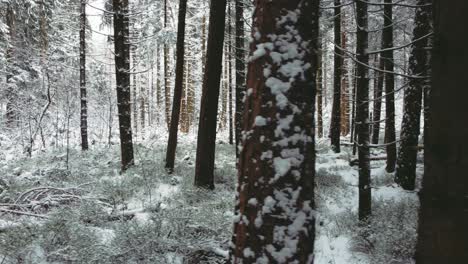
[80,0,89,151]
[194,0,227,189]
[164,0,172,131]
[415,1,468,262]
[228,3,234,145]
[371,55,384,144]
[317,44,324,138]
[165,0,188,173]
[340,12,350,136]
[330,0,342,153]
[228,0,319,262]
[395,0,431,190]
[383,0,397,173]
[355,0,371,221]
[113,0,135,172]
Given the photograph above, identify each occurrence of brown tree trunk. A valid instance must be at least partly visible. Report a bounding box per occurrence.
[165,0,188,173]
[228,0,319,262]
[330,0,342,153]
[355,0,371,221]
[395,0,431,190]
[415,1,468,262]
[80,0,88,151]
[113,0,135,172]
[383,0,397,173]
[194,0,227,189]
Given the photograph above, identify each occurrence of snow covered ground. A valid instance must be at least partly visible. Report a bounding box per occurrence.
[0,135,421,263]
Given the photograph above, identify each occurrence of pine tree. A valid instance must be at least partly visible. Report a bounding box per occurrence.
[165,0,188,173]
[330,0,342,153]
[355,0,371,221]
[113,0,135,172]
[415,1,468,262]
[395,0,431,190]
[234,0,245,158]
[79,0,89,151]
[194,0,227,189]
[228,0,319,262]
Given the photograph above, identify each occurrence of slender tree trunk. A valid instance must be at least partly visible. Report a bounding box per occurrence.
[194,0,227,189]
[371,55,384,144]
[156,44,162,125]
[113,0,135,172]
[234,0,245,158]
[415,1,468,262]
[330,0,342,153]
[355,0,371,221]
[228,0,319,262]
[5,4,16,126]
[165,0,188,173]
[395,0,431,190]
[80,0,89,150]
[383,0,397,173]
[317,45,324,138]
[340,13,350,136]
[164,0,172,130]
[228,3,234,145]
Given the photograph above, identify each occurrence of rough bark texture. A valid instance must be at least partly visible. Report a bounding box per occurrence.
[228,0,319,262]
[371,55,384,144]
[165,0,188,173]
[194,0,227,189]
[80,0,89,151]
[234,0,245,158]
[415,1,468,262]
[113,0,135,172]
[330,0,342,153]
[395,0,431,190]
[383,0,396,173]
[355,0,371,221]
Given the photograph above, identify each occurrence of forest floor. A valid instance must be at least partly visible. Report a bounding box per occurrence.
[0,134,421,264]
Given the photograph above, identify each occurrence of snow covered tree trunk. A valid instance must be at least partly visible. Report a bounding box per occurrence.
[5,3,16,126]
[235,0,246,158]
[395,0,431,190]
[355,0,371,221]
[330,0,342,153]
[165,0,188,173]
[113,0,135,172]
[371,55,384,145]
[194,0,227,189]
[80,0,89,151]
[383,0,397,173]
[228,0,319,262]
[415,1,468,262]
[340,13,350,136]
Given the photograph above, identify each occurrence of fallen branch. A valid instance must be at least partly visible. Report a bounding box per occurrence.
[0,208,48,219]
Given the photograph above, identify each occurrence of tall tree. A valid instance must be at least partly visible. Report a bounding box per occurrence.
[164,0,171,130]
[395,0,431,190]
[165,0,188,173]
[113,0,135,172]
[355,0,371,221]
[330,0,342,153]
[80,0,89,151]
[340,12,350,136]
[317,44,324,138]
[383,0,397,173]
[228,0,319,262]
[194,0,227,189]
[415,1,468,262]
[227,2,234,145]
[234,0,245,157]
[371,55,384,144]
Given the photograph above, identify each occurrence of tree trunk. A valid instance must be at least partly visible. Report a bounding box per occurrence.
[228,0,319,262]
[80,0,88,151]
[395,0,431,190]
[164,0,172,131]
[355,0,371,221]
[113,0,135,172]
[340,12,350,136]
[194,0,227,189]
[165,0,188,173]
[317,44,324,138]
[330,0,342,153]
[234,0,246,158]
[383,0,397,173]
[371,55,384,144]
[415,1,468,262]
[228,3,234,145]
[5,3,16,126]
